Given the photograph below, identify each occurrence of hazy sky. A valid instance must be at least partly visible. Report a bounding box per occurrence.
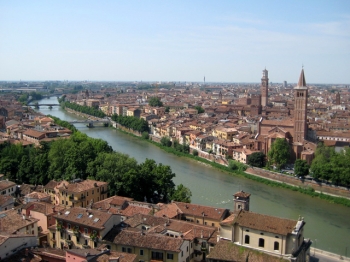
[1,1,349,83]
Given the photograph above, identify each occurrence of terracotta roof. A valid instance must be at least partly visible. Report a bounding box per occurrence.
[173,202,229,221]
[43,180,60,190]
[154,202,183,219]
[57,179,107,193]
[54,207,113,230]
[234,210,299,236]
[113,230,184,252]
[92,195,133,210]
[119,205,152,217]
[0,180,16,190]
[233,190,251,198]
[0,209,39,233]
[96,251,137,262]
[207,239,289,262]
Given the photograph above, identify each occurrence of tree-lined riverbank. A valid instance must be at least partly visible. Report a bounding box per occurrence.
[34,97,350,256]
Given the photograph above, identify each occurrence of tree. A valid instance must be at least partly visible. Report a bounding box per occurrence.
[267,138,290,170]
[247,152,266,168]
[194,106,204,114]
[148,97,163,107]
[160,136,172,147]
[171,184,192,203]
[294,159,309,177]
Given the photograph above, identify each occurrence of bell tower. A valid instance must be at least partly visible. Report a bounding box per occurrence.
[261,69,269,107]
[233,191,251,211]
[294,69,308,143]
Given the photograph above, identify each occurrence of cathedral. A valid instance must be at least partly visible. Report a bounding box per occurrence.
[254,69,316,164]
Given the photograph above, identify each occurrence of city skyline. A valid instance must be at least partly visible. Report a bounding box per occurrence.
[0,1,349,84]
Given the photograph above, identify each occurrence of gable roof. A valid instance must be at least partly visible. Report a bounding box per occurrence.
[234,210,300,236]
[113,230,184,252]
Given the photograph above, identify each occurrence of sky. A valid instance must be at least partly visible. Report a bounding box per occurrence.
[0,1,349,84]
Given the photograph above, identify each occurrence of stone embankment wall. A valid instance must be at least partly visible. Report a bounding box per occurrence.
[246,167,350,199]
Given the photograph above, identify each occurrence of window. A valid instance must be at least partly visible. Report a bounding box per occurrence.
[167,253,174,260]
[62,200,64,204]
[212,223,214,226]
[84,228,88,234]
[77,236,80,243]
[92,190,94,195]
[244,235,250,244]
[140,250,144,256]
[182,251,183,257]
[258,238,265,248]
[152,251,163,260]
[127,248,132,253]
[274,241,279,251]
[67,224,71,229]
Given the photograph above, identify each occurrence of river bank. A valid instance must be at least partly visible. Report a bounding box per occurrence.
[60,107,350,207]
[35,97,350,255]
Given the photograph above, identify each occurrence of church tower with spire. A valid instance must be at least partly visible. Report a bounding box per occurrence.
[261,68,269,107]
[293,69,308,144]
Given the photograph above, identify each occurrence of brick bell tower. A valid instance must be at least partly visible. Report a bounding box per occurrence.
[294,68,308,144]
[261,68,269,107]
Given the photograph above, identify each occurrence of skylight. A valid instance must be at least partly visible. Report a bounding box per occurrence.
[77,213,83,219]
[65,211,70,215]
[93,218,99,223]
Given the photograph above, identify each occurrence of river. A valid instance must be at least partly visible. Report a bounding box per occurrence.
[36,97,350,256]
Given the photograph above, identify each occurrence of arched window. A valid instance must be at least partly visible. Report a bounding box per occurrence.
[258,238,265,248]
[244,235,250,244]
[274,241,279,250]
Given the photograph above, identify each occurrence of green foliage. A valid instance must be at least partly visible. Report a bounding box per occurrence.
[47,115,77,133]
[310,143,350,186]
[148,97,163,107]
[58,95,66,103]
[192,150,198,156]
[247,152,266,168]
[194,106,204,114]
[165,106,170,113]
[161,137,172,147]
[62,101,106,118]
[294,159,309,177]
[142,132,149,140]
[112,114,149,133]
[228,160,247,172]
[171,184,192,203]
[173,140,189,153]
[268,138,290,170]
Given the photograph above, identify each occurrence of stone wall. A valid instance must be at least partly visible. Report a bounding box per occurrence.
[246,167,350,199]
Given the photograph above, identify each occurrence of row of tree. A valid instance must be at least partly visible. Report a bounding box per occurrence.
[247,138,350,187]
[18,91,43,104]
[0,129,191,202]
[310,143,350,186]
[111,114,149,133]
[62,101,106,118]
[160,137,190,154]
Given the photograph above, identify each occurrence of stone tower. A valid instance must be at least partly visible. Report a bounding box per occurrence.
[336,92,340,105]
[233,190,251,211]
[293,69,308,144]
[261,69,269,107]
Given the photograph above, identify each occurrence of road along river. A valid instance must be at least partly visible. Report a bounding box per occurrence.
[36,97,350,256]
